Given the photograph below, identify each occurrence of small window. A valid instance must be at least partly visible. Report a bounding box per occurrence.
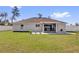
[60,29,63,32]
[21,24,24,29]
[36,24,40,27]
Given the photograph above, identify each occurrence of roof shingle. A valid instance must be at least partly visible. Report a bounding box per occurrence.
[14,17,66,24]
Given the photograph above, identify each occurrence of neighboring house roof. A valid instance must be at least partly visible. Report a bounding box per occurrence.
[14,17,66,24]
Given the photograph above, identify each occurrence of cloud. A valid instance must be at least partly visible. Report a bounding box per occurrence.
[10,6,22,9]
[51,12,71,18]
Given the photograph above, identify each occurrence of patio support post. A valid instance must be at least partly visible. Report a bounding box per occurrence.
[56,23,57,33]
[42,23,44,33]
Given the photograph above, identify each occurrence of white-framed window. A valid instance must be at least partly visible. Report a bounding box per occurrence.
[21,24,24,29]
[36,24,40,27]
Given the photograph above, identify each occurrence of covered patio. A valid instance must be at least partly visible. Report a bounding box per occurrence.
[44,23,56,33]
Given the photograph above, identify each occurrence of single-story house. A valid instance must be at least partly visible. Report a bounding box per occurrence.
[13,17,66,34]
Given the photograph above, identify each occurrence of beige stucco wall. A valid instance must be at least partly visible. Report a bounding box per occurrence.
[56,22,66,33]
[13,22,66,33]
[13,23,42,32]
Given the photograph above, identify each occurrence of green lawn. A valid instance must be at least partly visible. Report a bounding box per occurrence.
[0,31,79,53]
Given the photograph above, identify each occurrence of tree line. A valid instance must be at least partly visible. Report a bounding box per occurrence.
[0,6,20,26]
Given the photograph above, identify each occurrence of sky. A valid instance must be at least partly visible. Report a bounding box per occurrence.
[0,6,79,24]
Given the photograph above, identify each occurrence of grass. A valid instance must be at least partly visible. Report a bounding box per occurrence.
[0,31,79,53]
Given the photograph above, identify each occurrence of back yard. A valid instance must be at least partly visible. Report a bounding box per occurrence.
[0,31,79,53]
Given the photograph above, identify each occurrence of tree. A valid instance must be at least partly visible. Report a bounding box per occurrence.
[11,6,20,25]
[4,12,8,24]
[0,12,8,25]
[0,13,5,22]
[38,13,42,18]
[48,16,51,19]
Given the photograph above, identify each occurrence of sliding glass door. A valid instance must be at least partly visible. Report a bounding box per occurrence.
[44,24,56,32]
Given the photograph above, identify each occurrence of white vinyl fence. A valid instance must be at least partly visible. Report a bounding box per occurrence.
[0,26,12,31]
[66,25,79,31]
